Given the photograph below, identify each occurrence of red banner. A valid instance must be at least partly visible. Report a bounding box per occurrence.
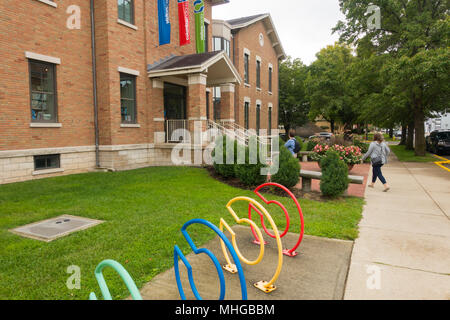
[178,0,191,46]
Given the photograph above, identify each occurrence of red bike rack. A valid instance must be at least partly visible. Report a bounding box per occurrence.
[248,182,305,257]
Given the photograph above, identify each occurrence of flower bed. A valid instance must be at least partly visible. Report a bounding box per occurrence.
[310,143,363,167]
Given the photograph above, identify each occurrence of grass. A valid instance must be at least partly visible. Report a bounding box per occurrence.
[391,145,438,162]
[0,167,364,300]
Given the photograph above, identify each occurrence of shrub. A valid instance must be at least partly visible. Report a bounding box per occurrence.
[306,138,321,151]
[234,137,268,187]
[320,151,349,197]
[354,139,369,154]
[212,136,238,178]
[271,141,301,188]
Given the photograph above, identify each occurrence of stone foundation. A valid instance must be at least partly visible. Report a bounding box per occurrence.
[0,144,209,185]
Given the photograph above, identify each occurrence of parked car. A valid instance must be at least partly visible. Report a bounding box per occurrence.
[309,132,333,141]
[426,130,450,155]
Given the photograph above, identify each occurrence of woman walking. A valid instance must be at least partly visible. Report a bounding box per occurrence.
[363,133,391,192]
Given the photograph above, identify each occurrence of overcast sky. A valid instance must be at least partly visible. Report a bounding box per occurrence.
[213,0,346,65]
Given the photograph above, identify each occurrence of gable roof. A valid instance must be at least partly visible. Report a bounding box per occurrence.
[147,51,242,86]
[226,14,268,28]
[226,13,286,60]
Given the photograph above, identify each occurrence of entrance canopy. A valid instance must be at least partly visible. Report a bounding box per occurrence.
[147,51,242,87]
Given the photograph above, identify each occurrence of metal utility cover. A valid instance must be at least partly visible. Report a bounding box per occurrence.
[10,215,104,242]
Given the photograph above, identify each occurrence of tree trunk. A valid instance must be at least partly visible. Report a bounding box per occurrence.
[400,125,407,146]
[330,119,335,134]
[414,104,426,157]
[406,121,415,150]
[389,128,394,139]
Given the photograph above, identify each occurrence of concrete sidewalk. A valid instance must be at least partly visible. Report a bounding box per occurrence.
[140,225,353,300]
[344,154,450,300]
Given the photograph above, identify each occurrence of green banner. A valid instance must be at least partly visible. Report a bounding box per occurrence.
[194,0,205,53]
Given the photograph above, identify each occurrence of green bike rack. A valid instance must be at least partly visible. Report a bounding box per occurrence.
[89,259,142,300]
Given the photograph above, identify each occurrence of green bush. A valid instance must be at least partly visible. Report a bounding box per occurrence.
[320,150,349,197]
[212,136,238,178]
[354,139,369,154]
[234,137,268,187]
[307,138,321,151]
[271,142,301,188]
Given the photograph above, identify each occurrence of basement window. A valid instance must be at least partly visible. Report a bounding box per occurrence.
[34,154,60,171]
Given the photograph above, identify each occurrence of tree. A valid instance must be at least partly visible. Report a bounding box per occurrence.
[334,0,450,156]
[279,57,310,133]
[305,43,358,132]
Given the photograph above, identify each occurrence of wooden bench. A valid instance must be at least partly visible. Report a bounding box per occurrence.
[299,170,364,193]
[298,151,313,162]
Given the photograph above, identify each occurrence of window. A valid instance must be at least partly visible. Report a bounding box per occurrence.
[223,39,230,57]
[244,54,250,85]
[206,91,210,120]
[268,107,272,136]
[256,60,261,89]
[29,60,57,123]
[269,66,273,93]
[118,0,134,24]
[244,102,250,130]
[213,87,221,120]
[256,104,261,135]
[213,37,230,57]
[204,22,209,52]
[213,37,222,51]
[120,73,137,124]
[34,154,60,171]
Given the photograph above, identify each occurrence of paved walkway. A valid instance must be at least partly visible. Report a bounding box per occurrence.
[140,226,353,300]
[344,154,450,300]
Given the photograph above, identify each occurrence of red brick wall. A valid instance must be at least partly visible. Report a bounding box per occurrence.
[0,0,215,151]
[232,20,279,133]
[94,0,148,146]
[0,0,95,151]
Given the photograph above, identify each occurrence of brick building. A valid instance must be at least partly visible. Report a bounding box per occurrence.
[0,0,285,184]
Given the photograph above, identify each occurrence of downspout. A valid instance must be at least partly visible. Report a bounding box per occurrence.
[232,31,238,125]
[90,0,100,168]
[277,58,280,133]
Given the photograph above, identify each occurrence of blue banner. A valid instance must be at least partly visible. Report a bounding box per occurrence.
[158,0,171,46]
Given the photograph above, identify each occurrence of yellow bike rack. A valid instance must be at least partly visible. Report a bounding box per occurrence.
[219,196,283,293]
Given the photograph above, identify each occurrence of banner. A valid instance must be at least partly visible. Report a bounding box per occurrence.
[178,0,191,46]
[158,0,171,46]
[194,0,205,53]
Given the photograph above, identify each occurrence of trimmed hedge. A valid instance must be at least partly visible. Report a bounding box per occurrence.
[271,141,301,188]
[212,135,238,178]
[234,138,268,187]
[320,150,349,197]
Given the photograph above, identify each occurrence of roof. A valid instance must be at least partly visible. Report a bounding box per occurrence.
[149,51,220,72]
[210,0,230,6]
[225,13,286,60]
[226,14,268,28]
[147,51,242,86]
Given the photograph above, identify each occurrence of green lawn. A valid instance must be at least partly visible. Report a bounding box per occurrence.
[0,167,364,300]
[391,145,438,162]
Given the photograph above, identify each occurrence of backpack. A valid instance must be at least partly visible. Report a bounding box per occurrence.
[371,143,384,166]
[293,139,301,154]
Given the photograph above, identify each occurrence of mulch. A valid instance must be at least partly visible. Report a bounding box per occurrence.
[205,165,369,201]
